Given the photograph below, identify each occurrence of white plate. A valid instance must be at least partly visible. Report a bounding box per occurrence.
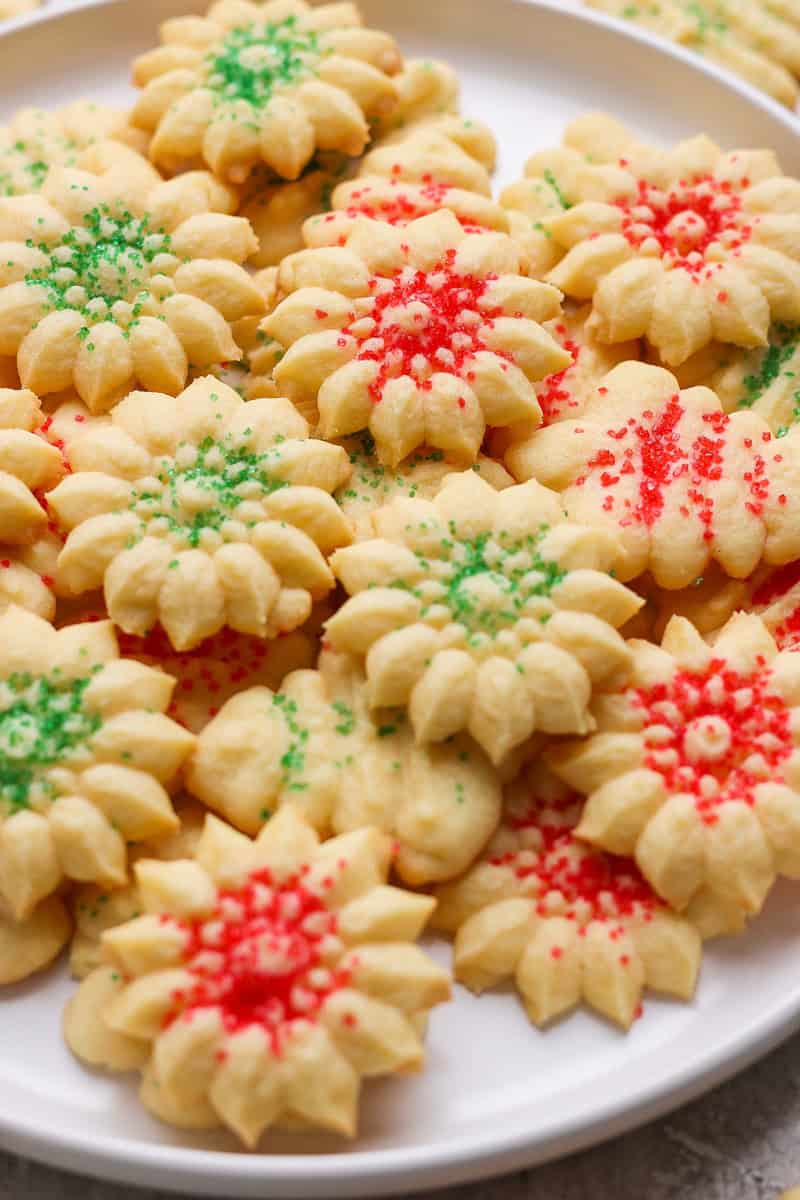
[1,1,800,1195]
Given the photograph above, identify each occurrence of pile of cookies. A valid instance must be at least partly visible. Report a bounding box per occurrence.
[585,0,800,108]
[3,0,800,1151]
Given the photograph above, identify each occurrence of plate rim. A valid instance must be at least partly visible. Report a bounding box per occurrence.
[1,0,800,1192]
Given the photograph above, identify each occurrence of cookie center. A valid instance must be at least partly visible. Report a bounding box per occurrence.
[344,260,503,402]
[635,660,793,821]
[0,672,101,810]
[25,205,173,326]
[411,525,566,641]
[205,18,320,108]
[128,435,290,549]
[169,865,348,1048]
[615,176,751,272]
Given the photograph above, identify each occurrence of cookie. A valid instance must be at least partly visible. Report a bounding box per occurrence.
[547,612,800,935]
[188,647,501,884]
[325,470,642,763]
[584,0,799,107]
[0,605,194,923]
[434,762,701,1029]
[0,101,148,199]
[0,159,264,411]
[132,1,401,182]
[336,432,512,541]
[47,376,352,650]
[539,115,800,365]
[64,805,450,1144]
[506,361,800,589]
[265,208,569,466]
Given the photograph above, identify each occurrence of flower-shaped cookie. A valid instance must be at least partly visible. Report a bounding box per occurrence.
[585,0,799,107]
[64,806,451,1144]
[433,762,701,1028]
[0,605,194,922]
[265,209,569,466]
[240,165,346,269]
[335,430,513,540]
[47,377,352,650]
[188,649,501,884]
[0,162,263,411]
[547,612,800,935]
[506,361,800,589]
[0,100,147,198]
[541,117,800,365]
[0,387,64,545]
[325,470,643,763]
[132,0,401,182]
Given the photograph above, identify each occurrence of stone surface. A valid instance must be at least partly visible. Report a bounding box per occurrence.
[2,1033,799,1199]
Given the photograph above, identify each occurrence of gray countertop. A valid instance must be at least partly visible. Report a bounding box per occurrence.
[3,1033,799,1200]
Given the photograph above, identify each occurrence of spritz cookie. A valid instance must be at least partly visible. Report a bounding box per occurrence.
[240,165,345,269]
[188,648,501,884]
[0,164,263,412]
[748,560,800,652]
[506,361,800,589]
[0,605,194,923]
[547,612,800,936]
[583,0,799,108]
[265,209,569,465]
[47,377,352,650]
[0,101,148,198]
[132,1,401,183]
[0,387,65,545]
[325,470,642,764]
[434,762,701,1028]
[537,115,800,365]
[335,431,512,541]
[64,806,451,1143]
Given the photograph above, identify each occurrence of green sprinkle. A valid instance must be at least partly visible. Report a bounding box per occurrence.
[206,17,319,109]
[0,672,102,811]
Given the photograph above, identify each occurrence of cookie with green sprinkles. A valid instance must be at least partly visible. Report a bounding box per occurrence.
[0,100,148,200]
[324,469,643,764]
[0,604,194,928]
[46,376,353,651]
[187,647,501,884]
[0,154,264,413]
[131,0,402,183]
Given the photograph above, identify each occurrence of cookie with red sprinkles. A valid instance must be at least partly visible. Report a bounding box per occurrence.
[64,805,450,1145]
[506,360,800,590]
[433,762,701,1029]
[265,208,569,466]
[537,114,800,365]
[547,612,800,936]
